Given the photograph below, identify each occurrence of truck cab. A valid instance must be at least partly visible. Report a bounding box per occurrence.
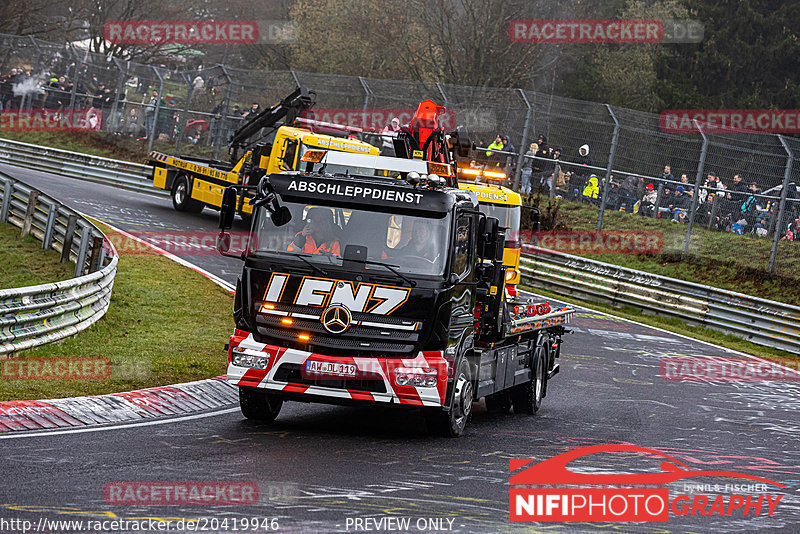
[220,167,572,436]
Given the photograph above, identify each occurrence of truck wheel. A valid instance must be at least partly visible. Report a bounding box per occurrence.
[172,175,204,213]
[425,358,474,437]
[485,391,512,414]
[511,340,546,415]
[239,386,283,422]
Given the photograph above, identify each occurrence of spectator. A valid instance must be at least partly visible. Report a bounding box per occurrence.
[122,107,143,137]
[486,134,504,156]
[582,174,600,204]
[678,174,693,194]
[570,144,593,200]
[658,186,673,218]
[698,172,723,203]
[658,165,675,182]
[192,74,204,93]
[552,147,565,192]
[381,117,401,156]
[641,183,657,217]
[244,102,260,119]
[92,82,106,110]
[739,183,760,227]
[144,89,159,139]
[534,135,553,193]
[671,185,691,221]
[618,174,639,213]
[502,135,515,155]
[520,142,536,194]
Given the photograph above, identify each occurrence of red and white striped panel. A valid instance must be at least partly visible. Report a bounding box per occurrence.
[226,332,448,407]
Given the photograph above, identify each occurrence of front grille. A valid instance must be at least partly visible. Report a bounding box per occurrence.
[254,303,421,354]
[273,363,387,393]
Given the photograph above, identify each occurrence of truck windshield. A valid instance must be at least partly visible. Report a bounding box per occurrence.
[479,203,521,240]
[252,202,450,277]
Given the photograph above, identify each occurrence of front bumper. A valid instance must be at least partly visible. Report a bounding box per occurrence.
[226,330,449,407]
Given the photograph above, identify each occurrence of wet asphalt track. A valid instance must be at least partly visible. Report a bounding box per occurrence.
[1,163,798,533]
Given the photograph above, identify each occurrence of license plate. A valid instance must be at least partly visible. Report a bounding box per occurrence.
[305,360,358,377]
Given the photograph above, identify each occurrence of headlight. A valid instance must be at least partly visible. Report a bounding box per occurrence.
[505,269,517,281]
[394,366,438,387]
[231,346,269,369]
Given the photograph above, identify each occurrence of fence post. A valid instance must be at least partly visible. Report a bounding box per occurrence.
[435,83,448,107]
[596,105,620,231]
[0,178,12,223]
[768,135,795,273]
[20,190,39,237]
[513,89,533,191]
[111,58,128,134]
[358,77,371,126]
[61,214,78,263]
[147,67,165,154]
[42,202,59,249]
[214,65,234,160]
[74,225,91,277]
[67,46,81,111]
[654,182,664,219]
[683,121,709,253]
[707,192,720,229]
[174,73,194,155]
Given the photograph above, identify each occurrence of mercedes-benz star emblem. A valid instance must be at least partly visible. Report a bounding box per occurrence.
[321,305,352,334]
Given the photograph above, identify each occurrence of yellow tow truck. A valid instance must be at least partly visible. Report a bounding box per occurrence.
[149,87,378,218]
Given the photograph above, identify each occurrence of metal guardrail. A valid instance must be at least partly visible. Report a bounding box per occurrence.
[0,137,163,196]
[0,173,119,355]
[520,246,800,354]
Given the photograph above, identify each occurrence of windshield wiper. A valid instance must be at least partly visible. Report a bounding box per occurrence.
[346,258,416,287]
[282,252,328,276]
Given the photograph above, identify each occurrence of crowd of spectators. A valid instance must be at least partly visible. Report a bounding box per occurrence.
[0,66,254,146]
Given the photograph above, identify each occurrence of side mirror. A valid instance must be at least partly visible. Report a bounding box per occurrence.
[271,206,292,227]
[219,187,237,230]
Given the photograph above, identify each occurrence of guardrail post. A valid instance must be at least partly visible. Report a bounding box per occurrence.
[20,190,39,237]
[769,135,795,273]
[147,67,165,155]
[683,120,709,253]
[42,202,59,249]
[0,178,12,223]
[61,214,78,263]
[88,235,104,273]
[74,225,92,277]
[513,89,533,191]
[596,105,620,231]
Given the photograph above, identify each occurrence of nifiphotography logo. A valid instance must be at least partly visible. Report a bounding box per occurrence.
[509,444,785,522]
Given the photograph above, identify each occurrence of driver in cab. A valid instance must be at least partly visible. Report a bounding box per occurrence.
[288,208,341,256]
[393,219,439,262]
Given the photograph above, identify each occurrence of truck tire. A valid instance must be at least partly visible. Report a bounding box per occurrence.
[425,358,474,437]
[485,391,512,414]
[239,386,283,422]
[511,338,547,415]
[172,175,205,213]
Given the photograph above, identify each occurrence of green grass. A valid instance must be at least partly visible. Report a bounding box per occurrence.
[0,222,75,288]
[0,222,234,401]
[529,197,800,307]
[523,284,799,366]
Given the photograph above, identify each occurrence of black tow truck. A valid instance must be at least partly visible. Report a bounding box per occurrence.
[217,157,572,437]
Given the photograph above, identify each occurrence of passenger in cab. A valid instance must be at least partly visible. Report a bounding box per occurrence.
[288,208,341,255]
[393,219,439,262]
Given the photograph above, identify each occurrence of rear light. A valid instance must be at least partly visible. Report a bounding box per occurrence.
[394,367,438,387]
